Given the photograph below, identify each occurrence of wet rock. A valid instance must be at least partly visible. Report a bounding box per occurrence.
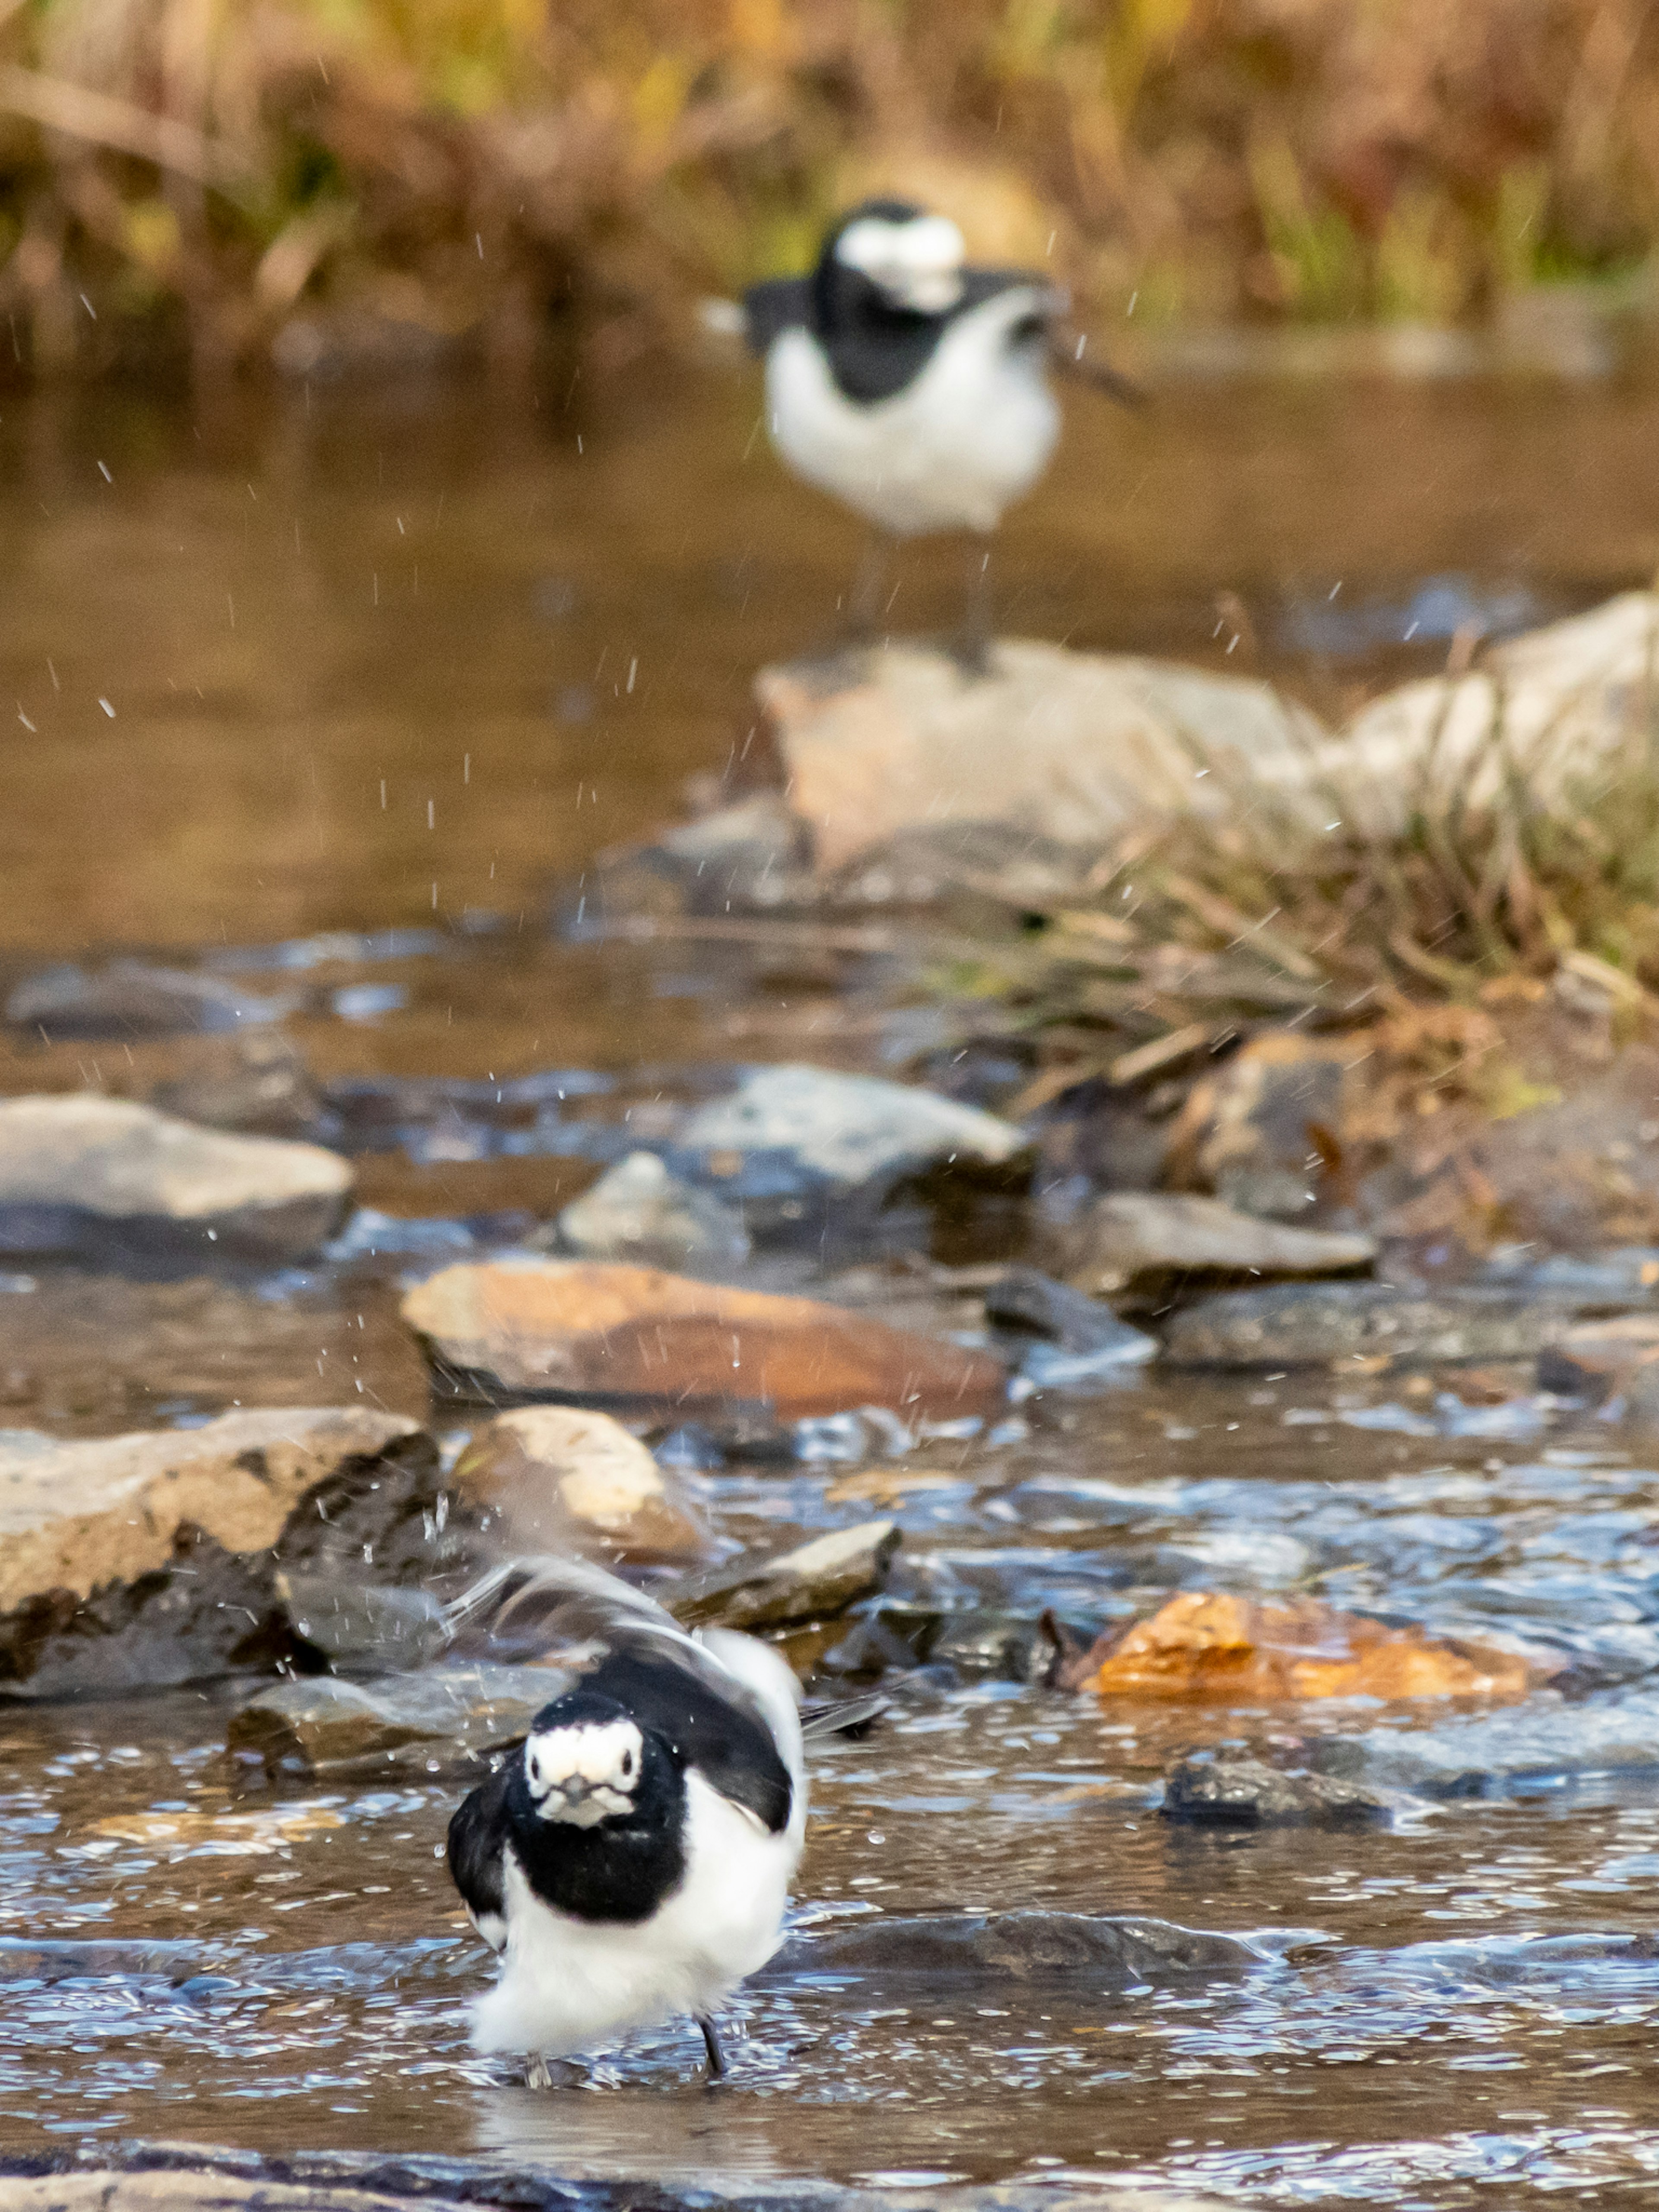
[1161,1280,1574,1367]
[152,1032,327,1140]
[0,1094,353,1262]
[584,792,816,922]
[6,959,296,1039]
[830,1603,1058,1683]
[0,1521,300,1700]
[543,1150,749,1265]
[227,1663,560,1780]
[450,1406,709,1566]
[401,1259,1007,1427]
[671,1521,900,1631]
[1162,1750,1390,1829]
[674,1062,1029,1215]
[0,1408,420,1617]
[276,1576,448,1672]
[1067,1192,1376,1302]
[1316,1690,1659,1799]
[1061,1591,1537,1702]
[984,1266,1157,1362]
[1538,1313,1659,1424]
[756,640,1330,874]
[0,1936,211,1983]
[0,2142,1220,2212]
[1166,1034,1353,1220]
[772,1908,1261,1983]
[0,1411,471,1697]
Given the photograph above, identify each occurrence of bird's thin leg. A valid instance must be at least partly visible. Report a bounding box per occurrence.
[696,2012,728,2081]
[524,2051,553,2091]
[846,529,893,643]
[955,542,994,677]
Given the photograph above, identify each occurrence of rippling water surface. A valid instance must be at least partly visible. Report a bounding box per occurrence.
[5,359,1659,2206]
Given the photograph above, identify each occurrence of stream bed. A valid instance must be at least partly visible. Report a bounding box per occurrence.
[5,360,1659,2207]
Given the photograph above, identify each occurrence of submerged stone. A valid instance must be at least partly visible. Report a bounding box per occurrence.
[1162,1750,1391,1829]
[773,1908,1261,1983]
[1316,1690,1659,1798]
[5,959,296,1039]
[1161,1280,1575,1367]
[0,1093,353,1262]
[401,1259,1007,1425]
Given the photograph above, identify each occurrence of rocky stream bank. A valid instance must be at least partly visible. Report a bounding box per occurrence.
[13,595,1659,2205]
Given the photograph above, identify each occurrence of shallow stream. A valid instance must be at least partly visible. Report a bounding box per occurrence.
[6,359,1659,2206]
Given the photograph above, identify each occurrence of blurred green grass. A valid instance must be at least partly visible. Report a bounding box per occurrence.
[0,0,1656,374]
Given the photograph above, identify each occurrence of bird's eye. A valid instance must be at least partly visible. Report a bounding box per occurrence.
[621,1750,634,1778]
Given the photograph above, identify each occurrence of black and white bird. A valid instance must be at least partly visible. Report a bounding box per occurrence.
[734,198,1141,658]
[444,1556,805,2085]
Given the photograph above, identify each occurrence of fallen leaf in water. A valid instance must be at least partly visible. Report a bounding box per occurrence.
[86,1804,345,1855]
[1065,1591,1538,1702]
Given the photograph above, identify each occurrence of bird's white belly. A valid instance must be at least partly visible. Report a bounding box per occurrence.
[766,297,1059,538]
[469,1773,797,2056]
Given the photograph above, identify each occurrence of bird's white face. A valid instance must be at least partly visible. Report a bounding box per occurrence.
[836,213,966,313]
[523,1719,645,1827]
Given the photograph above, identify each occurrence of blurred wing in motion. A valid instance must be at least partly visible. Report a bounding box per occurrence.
[444,1553,802,1833]
[444,1553,701,1671]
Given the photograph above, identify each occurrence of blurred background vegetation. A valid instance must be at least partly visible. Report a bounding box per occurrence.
[0,0,1657,378]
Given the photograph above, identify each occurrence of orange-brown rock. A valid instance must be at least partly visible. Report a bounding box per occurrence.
[402,1259,1006,1424]
[1064,1591,1536,1703]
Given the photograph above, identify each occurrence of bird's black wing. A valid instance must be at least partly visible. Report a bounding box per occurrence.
[582,1648,795,1836]
[447,1760,512,1946]
[741,276,812,354]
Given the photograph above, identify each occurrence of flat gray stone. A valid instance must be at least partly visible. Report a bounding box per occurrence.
[1162,1281,1576,1368]
[671,1521,900,1631]
[0,1093,352,1262]
[1071,1192,1376,1299]
[226,1663,564,1778]
[548,1150,749,1265]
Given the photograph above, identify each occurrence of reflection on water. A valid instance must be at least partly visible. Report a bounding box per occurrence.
[5,364,1659,2205]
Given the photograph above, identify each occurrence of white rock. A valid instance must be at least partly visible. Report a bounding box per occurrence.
[677,1063,1024,1190]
